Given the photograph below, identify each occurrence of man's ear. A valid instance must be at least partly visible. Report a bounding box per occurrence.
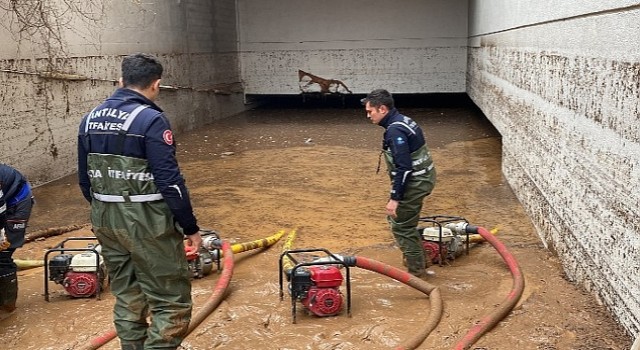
[380,105,389,114]
[152,79,161,92]
[118,77,124,88]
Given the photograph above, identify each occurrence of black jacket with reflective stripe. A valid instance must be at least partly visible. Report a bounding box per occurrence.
[77,88,200,235]
[378,108,428,200]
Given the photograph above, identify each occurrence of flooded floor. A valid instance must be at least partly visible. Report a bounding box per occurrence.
[0,103,632,349]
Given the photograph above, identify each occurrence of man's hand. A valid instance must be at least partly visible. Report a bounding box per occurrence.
[0,228,9,251]
[185,231,203,257]
[386,199,399,218]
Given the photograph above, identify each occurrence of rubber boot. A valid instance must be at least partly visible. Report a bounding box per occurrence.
[0,271,18,314]
[120,340,145,350]
[404,255,428,279]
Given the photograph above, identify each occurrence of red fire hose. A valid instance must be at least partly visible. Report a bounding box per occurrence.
[79,241,234,350]
[452,225,525,350]
[187,240,234,333]
[353,256,443,350]
[81,328,117,350]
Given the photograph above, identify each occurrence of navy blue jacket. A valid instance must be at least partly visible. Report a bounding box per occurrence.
[77,88,200,235]
[0,164,28,227]
[378,108,427,201]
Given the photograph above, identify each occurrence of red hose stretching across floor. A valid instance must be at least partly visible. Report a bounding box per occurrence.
[452,225,525,350]
[79,241,234,350]
[81,329,117,350]
[353,256,443,350]
[186,240,234,333]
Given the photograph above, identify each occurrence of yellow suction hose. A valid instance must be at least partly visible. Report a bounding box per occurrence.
[230,229,286,255]
[15,259,45,270]
[207,229,287,262]
[280,229,298,272]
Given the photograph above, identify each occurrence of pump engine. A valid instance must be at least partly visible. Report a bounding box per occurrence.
[417,216,470,266]
[45,239,106,300]
[279,248,352,323]
[420,226,464,264]
[291,265,344,317]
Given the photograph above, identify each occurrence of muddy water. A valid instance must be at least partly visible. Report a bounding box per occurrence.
[24,104,496,232]
[2,104,632,350]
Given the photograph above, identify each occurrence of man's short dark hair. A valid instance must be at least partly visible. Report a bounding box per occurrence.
[121,53,163,89]
[361,89,395,110]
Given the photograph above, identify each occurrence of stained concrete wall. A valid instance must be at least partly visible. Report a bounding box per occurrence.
[467,0,640,337]
[0,0,245,185]
[237,0,468,94]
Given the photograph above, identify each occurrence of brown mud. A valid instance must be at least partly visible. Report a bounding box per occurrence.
[0,103,632,349]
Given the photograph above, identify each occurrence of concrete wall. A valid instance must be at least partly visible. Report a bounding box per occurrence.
[467,0,640,337]
[0,0,245,185]
[237,0,468,94]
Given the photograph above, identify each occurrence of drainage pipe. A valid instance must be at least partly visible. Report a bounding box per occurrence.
[280,229,298,271]
[446,224,525,350]
[466,227,499,244]
[79,241,234,350]
[186,240,234,333]
[210,229,286,259]
[24,224,88,243]
[80,329,116,350]
[348,256,443,350]
[15,259,44,270]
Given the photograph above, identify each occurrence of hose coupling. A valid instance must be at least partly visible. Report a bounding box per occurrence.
[202,235,222,251]
[311,254,357,267]
[445,222,469,235]
[341,255,357,267]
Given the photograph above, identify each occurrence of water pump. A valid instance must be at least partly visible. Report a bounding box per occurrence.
[44,237,106,301]
[417,215,471,266]
[279,248,352,323]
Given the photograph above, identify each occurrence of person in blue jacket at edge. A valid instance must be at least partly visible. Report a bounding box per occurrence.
[77,53,204,350]
[361,89,437,279]
[0,164,34,321]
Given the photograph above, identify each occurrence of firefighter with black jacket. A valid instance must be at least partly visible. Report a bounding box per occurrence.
[362,89,437,279]
[77,53,203,350]
[0,164,34,319]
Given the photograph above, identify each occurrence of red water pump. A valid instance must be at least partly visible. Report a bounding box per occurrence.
[279,248,352,323]
[44,237,106,301]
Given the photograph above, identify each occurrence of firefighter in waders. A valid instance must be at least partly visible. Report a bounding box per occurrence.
[0,164,34,320]
[362,89,436,278]
[78,53,203,350]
